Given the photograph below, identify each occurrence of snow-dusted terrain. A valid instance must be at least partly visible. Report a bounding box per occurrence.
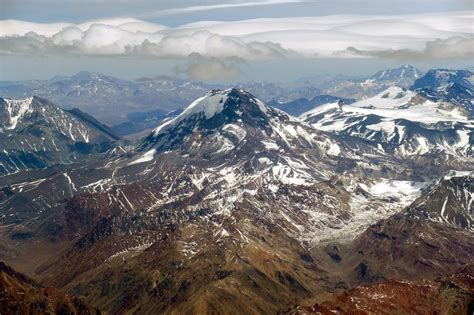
[0,79,473,314]
[2,87,472,250]
[301,86,473,160]
[0,96,120,175]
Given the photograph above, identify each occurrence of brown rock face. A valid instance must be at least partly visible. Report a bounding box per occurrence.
[0,261,103,315]
[352,212,474,281]
[288,279,473,315]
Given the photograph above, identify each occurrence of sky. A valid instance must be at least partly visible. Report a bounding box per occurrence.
[0,0,473,82]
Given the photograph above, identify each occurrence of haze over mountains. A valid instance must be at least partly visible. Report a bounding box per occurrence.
[0,64,473,313]
[1,65,457,139]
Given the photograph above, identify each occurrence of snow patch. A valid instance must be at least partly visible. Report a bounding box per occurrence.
[3,97,34,130]
[443,170,473,180]
[222,123,246,142]
[366,120,395,134]
[128,149,156,165]
[153,89,230,136]
[361,179,430,206]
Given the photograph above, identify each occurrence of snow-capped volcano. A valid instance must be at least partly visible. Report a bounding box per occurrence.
[2,89,414,249]
[149,89,273,138]
[138,88,284,153]
[125,88,360,189]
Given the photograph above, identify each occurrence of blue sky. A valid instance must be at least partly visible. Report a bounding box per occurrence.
[1,0,473,81]
[2,0,472,24]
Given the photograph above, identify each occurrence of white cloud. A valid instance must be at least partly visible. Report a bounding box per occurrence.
[0,11,472,60]
[0,20,71,37]
[336,37,474,60]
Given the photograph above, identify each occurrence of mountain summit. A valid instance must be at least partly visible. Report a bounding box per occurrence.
[152,88,274,135]
[138,88,287,154]
[0,96,120,175]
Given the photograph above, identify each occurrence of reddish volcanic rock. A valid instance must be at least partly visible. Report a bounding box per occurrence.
[0,261,103,314]
[449,264,474,292]
[288,279,473,315]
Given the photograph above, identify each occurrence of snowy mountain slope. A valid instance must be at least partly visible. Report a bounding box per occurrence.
[1,89,469,245]
[301,87,473,163]
[268,95,355,117]
[314,170,474,294]
[0,90,424,268]
[132,88,373,180]
[412,69,473,92]
[409,170,473,229]
[0,90,381,312]
[0,89,392,230]
[350,186,474,284]
[0,89,472,314]
[0,96,120,175]
[311,176,433,245]
[411,68,474,115]
[371,65,422,87]
[318,65,423,99]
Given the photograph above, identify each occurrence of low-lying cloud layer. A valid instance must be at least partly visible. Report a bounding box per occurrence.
[336,37,474,60]
[1,11,472,79]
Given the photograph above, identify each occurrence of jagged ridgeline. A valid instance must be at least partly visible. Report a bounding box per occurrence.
[0,70,473,314]
[0,96,121,175]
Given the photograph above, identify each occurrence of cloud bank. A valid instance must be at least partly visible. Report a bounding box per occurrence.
[0,11,473,79]
[336,37,474,60]
[0,18,293,60]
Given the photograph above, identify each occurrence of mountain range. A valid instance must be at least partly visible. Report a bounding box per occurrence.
[412,68,474,115]
[0,65,427,136]
[301,86,472,168]
[0,67,473,314]
[315,65,424,99]
[0,72,211,126]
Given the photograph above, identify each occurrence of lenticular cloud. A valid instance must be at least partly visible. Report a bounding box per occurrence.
[0,11,472,60]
